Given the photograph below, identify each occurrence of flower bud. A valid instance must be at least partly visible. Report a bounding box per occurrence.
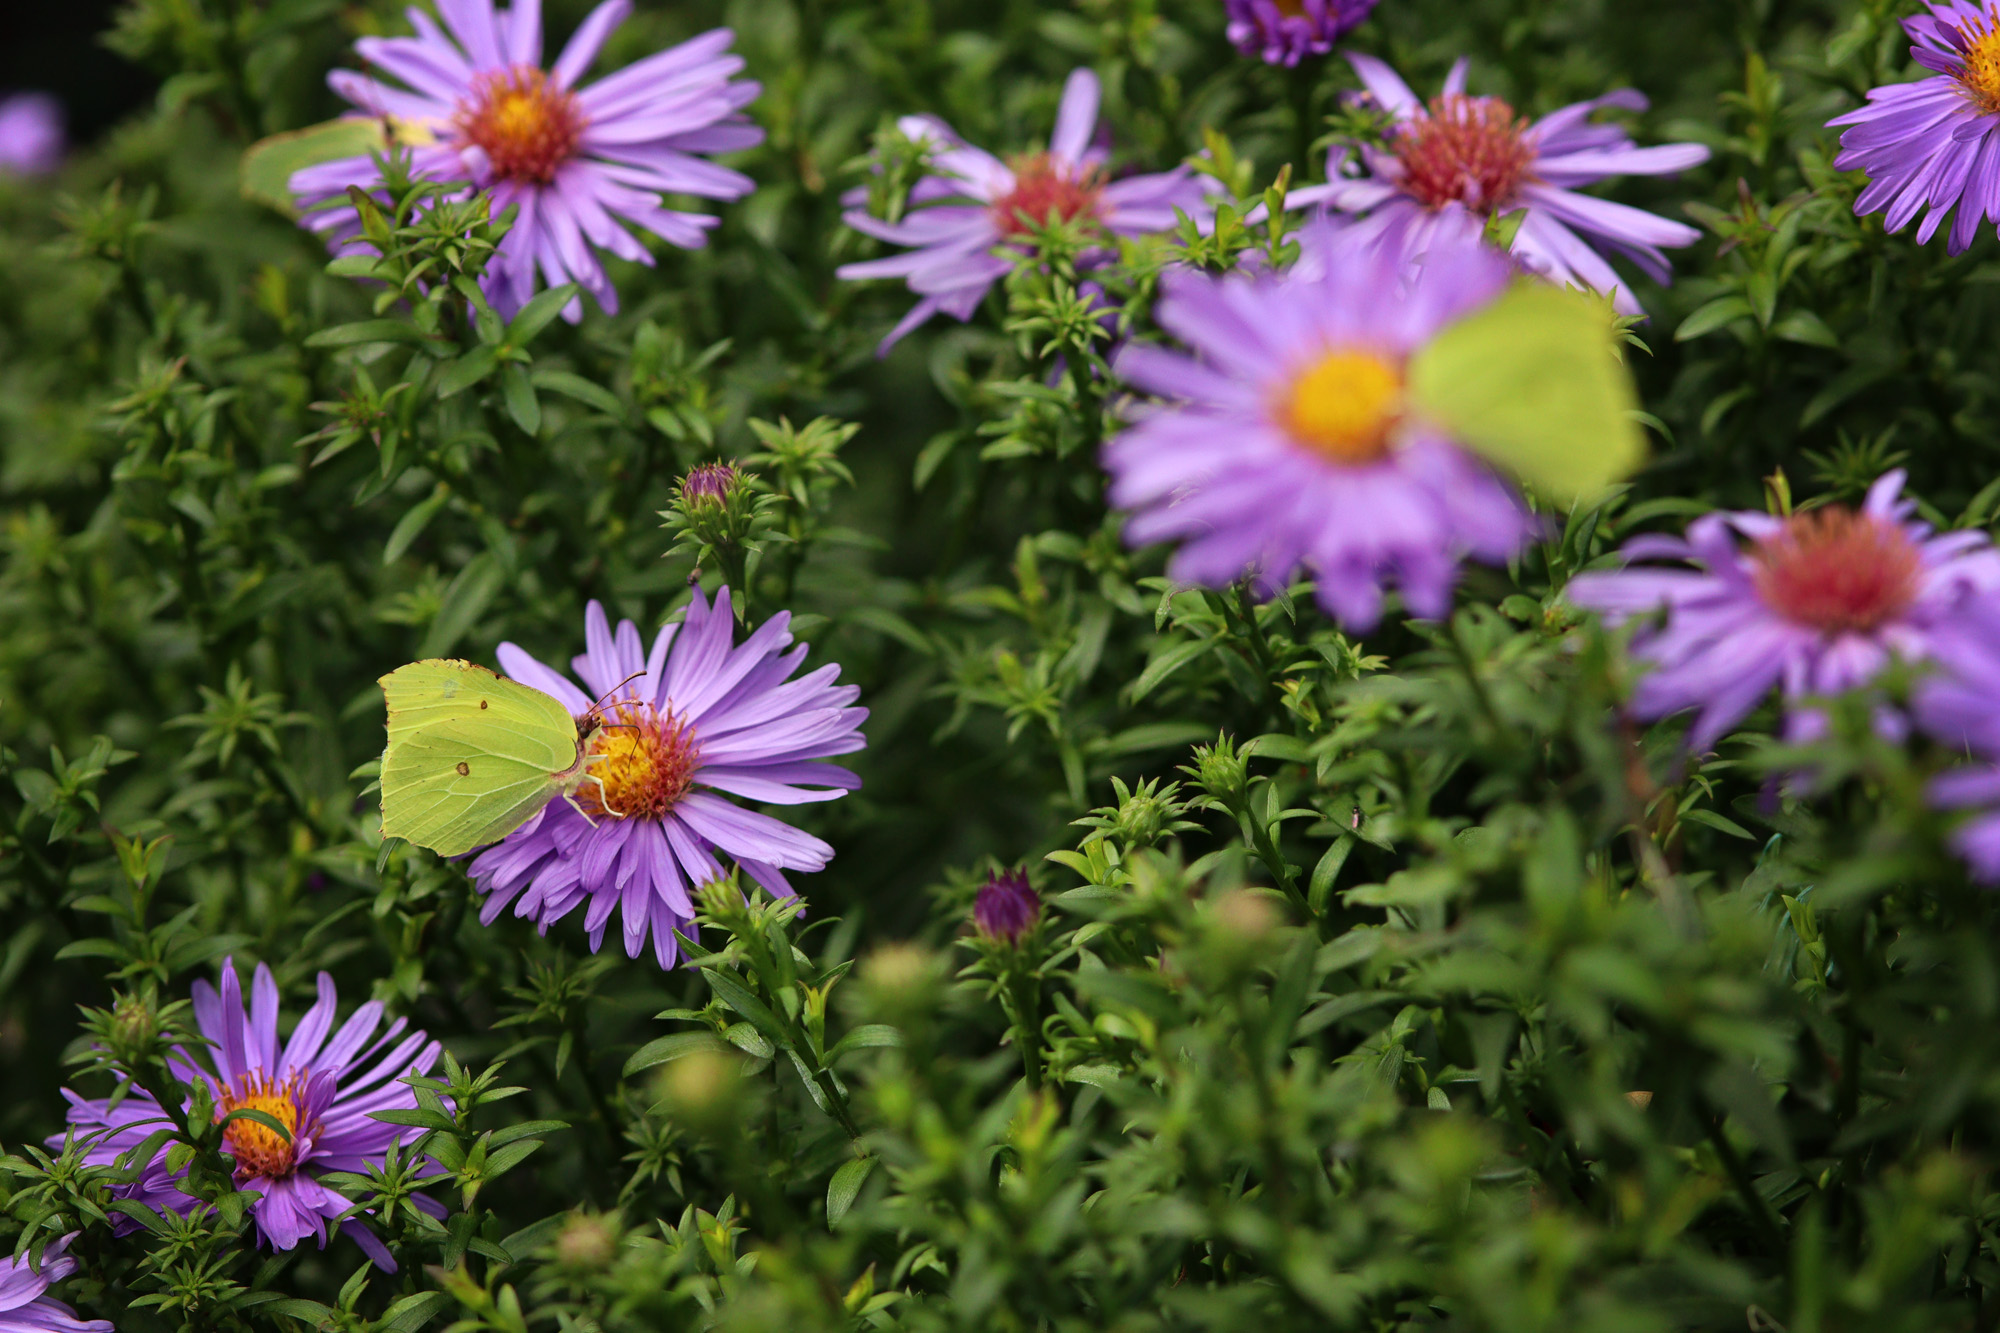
[552,1210,619,1271]
[653,1048,745,1134]
[679,461,741,507]
[973,869,1039,943]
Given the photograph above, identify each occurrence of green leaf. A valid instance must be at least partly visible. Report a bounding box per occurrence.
[623,1030,728,1076]
[1128,638,1212,704]
[305,320,429,350]
[1407,281,1646,504]
[240,118,386,217]
[499,364,540,435]
[530,370,623,417]
[827,1024,904,1060]
[826,1155,875,1226]
[382,486,450,565]
[506,284,579,347]
[381,1291,450,1332]
[417,553,506,657]
[1681,808,1756,840]
[1675,295,1755,341]
[436,345,500,398]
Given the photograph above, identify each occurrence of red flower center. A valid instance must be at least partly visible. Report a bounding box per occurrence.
[579,702,700,819]
[1748,507,1923,634]
[1392,93,1537,211]
[990,153,1105,237]
[1957,11,2000,113]
[456,66,585,185]
[214,1072,309,1181]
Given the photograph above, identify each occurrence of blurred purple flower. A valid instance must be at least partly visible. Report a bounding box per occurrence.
[467,587,866,968]
[1567,472,2000,752]
[1291,55,1709,312]
[293,0,762,320]
[837,69,1215,355]
[55,960,440,1272]
[1929,765,2000,880]
[1827,1,2000,254]
[1101,216,1534,632]
[1224,0,1380,67]
[973,869,1039,942]
[0,94,64,176]
[0,1234,110,1333]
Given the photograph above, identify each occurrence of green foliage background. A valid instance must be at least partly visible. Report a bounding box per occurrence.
[6,0,2000,1329]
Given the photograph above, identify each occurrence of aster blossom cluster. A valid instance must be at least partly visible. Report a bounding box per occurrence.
[293,0,763,319]
[466,587,866,968]
[56,961,440,1271]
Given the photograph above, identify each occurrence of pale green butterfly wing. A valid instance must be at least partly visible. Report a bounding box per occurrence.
[379,660,588,857]
[240,118,390,218]
[1405,281,1646,505]
[380,721,571,856]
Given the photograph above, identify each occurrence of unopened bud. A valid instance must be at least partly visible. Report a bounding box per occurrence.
[679,461,741,507]
[973,870,1039,944]
[654,1048,745,1133]
[552,1211,618,1271]
[1211,890,1279,943]
[110,994,158,1055]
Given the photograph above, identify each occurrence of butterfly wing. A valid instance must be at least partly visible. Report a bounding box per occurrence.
[379,660,586,856]
[1406,281,1646,505]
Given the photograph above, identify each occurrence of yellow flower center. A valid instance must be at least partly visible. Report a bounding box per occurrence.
[456,66,586,185]
[579,702,700,819]
[1961,11,2000,113]
[214,1072,306,1180]
[1278,348,1406,464]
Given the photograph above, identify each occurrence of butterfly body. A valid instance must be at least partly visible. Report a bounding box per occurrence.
[379,659,601,856]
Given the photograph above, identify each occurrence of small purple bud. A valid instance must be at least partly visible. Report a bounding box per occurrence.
[681,461,740,505]
[974,869,1039,943]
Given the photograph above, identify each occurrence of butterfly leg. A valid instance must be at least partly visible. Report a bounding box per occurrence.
[562,790,601,828]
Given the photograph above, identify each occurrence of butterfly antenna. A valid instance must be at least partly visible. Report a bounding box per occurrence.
[581,670,649,729]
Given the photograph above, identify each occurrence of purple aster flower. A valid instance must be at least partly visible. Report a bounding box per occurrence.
[1566,471,2000,753]
[0,94,63,176]
[1101,216,1535,632]
[0,1234,111,1333]
[1290,55,1709,312]
[1827,2,2000,255]
[837,69,1215,355]
[467,586,866,968]
[1225,0,1380,67]
[973,869,1039,943]
[55,960,440,1272]
[291,0,763,320]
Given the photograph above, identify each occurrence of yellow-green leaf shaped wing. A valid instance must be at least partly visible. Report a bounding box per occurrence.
[379,659,588,857]
[1407,281,1646,505]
